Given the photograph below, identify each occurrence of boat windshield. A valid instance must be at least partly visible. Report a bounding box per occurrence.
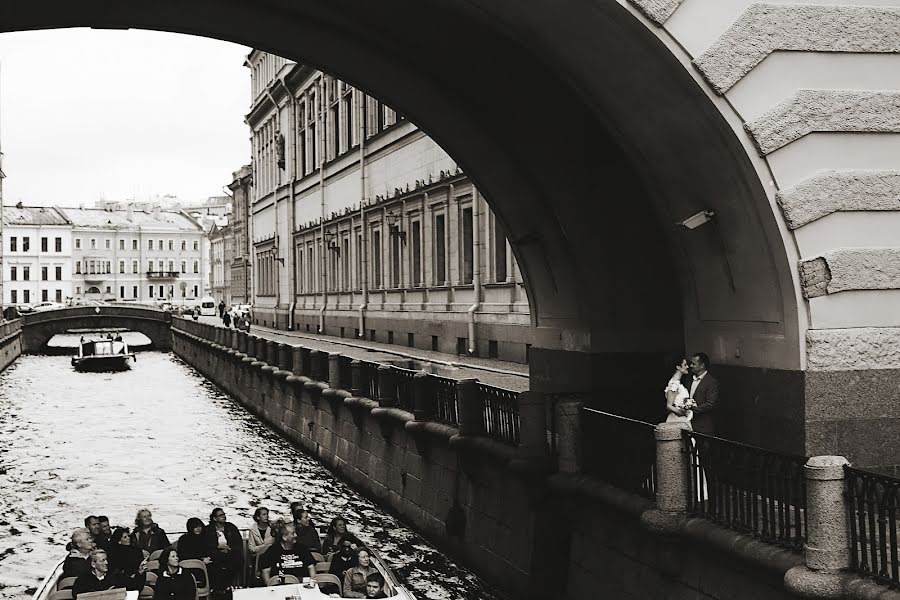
[92,341,115,355]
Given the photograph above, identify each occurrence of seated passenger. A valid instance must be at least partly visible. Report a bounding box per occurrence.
[327,542,356,580]
[364,573,388,599]
[176,518,212,564]
[203,508,243,592]
[63,529,96,579]
[343,549,379,598]
[72,549,143,599]
[322,517,361,556]
[248,507,275,558]
[96,516,113,550]
[153,548,196,600]
[259,523,316,584]
[106,527,149,588]
[84,516,103,546]
[292,508,322,553]
[131,509,171,554]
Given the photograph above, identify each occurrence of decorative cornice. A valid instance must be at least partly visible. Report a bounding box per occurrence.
[777,170,900,229]
[799,248,900,298]
[695,5,900,94]
[745,90,900,155]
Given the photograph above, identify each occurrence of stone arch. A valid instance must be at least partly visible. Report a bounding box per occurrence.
[20,307,172,352]
[2,0,805,449]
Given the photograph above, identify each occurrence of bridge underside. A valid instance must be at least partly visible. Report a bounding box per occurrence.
[3,0,898,469]
[20,308,172,353]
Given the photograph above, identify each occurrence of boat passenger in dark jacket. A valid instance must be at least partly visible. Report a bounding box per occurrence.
[176,517,213,563]
[203,507,243,591]
[63,529,96,579]
[292,508,322,553]
[106,527,149,589]
[131,509,171,554]
[73,549,143,599]
[154,548,197,600]
[322,517,361,556]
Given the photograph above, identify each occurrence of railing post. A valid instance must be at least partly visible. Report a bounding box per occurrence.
[654,422,691,514]
[238,331,248,354]
[291,346,304,376]
[784,456,851,597]
[413,372,432,421]
[277,342,291,371]
[377,365,397,408]
[517,391,548,457]
[555,399,583,474]
[351,360,365,397]
[328,353,342,389]
[230,329,239,351]
[456,378,482,436]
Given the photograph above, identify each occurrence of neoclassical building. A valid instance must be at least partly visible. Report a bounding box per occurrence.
[245,51,530,361]
[2,205,74,306]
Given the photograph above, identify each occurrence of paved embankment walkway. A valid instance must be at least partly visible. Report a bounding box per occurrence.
[194,316,529,392]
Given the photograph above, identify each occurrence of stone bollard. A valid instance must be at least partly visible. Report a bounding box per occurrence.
[456,378,482,436]
[555,398,583,474]
[309,350,323,381]
[256,337,267,362]
[328,353,342,389]
[412,372,432,421]
[516,391,549,458]
[377,365,397,408]
[350,360,365,397]
[654,421,692,514]
[291,346,304,376]
[784,456,851,598]
[265,340,276,365]
[277,343,291,371]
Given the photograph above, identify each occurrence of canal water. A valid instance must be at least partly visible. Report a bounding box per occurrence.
[0,351,506,600]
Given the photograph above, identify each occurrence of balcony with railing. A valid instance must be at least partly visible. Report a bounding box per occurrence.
[147,271,180,279]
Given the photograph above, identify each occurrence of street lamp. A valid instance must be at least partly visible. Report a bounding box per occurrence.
[385,212,406,243]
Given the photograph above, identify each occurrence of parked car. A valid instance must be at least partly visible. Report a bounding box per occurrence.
[32,301,66,312]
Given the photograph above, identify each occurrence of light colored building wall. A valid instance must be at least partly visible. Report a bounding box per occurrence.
[2,224,73,305]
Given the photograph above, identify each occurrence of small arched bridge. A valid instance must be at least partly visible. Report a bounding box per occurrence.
[21,306,173,352]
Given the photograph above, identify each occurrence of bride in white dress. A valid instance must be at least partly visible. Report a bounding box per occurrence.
[664,359,695,423]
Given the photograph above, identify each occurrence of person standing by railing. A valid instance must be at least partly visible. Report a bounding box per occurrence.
[688,352,719,435]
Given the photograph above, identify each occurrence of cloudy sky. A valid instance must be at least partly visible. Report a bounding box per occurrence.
[0,28,251,207]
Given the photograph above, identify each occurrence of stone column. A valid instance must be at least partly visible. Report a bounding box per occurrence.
[555,399,583,474]
[266,340,277,365]
[309,350,323,381]
[328,353,342,389]
[277,342,291,371]
[413,372,432,421]
[351,360,365,397]
[231,329,239,351]
[237,331,247,354]
[517,391,549,458]
[291,346,304,376]
[377,365,397,408]
[456,378,482,436]
[654,421,691,514]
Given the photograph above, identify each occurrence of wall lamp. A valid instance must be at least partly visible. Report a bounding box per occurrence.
[386,212,407,243]
[324,232,341,256]
[677,210,715,230]
[676,209,735,292]
[270,247,285,266]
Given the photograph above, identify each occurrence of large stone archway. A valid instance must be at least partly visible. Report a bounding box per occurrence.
[20,307,173,352]
[6,0,897,466]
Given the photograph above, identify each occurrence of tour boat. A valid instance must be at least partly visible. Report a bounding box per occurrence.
[71,335,137,371]
[32,528,416,600]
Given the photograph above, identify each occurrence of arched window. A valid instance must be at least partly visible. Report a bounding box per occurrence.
[86,286,101,295]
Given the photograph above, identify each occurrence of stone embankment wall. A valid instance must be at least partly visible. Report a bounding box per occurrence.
[173,321,816,600]
[0,319,23,372]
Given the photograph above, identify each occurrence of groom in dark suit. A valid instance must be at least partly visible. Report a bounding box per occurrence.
[688,352,719,435]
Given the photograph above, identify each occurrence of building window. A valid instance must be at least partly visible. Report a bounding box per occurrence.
[391,230,401,288]
[41,290,48,302]
[119,260,125,274]
[132,239,138,250]
[168,260,174,272]
[168,240,173,251]
[90,238,95,249]
[148,239,154,250]
[132,286,138,298]
[55,289,62,303]
[342,238,350,290]
[119,239,125,250]
[89,261,95,274]
[75,261,81,274]
[41,237,48,252]
[158,285,164,298]
[193,285,198,298]
[158,260,164,272]
[461,206,474,284]
[10,290,17,304]
[181,260,186,274]
[9,237,16,252]
[494,218,508,282]
[181,240,186,251]
[76,286,81,295]
[10,266,16,281]
[75,238,81,250]
[158,240,163,251]
[147,260,153,272]
[106,261,111,274]
[193,240,198,251]
[42,266,48,280]
[23,237,30,252]
[106,286,111,294]
[149,286,154,298]
[55,237,62,252]
[132,260,138,274]
[411,221,421,287]
[23,266,30,281]
[23,290,30,303]
[105,239,111,249]
[193,260,199,274]
[372,229,382,288]
[434,213,446,285]
[55,266,62,281]
[120,286,125,298]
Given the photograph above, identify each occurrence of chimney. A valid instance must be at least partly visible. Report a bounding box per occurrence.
[126,204,134,221]
[153,205,161,219]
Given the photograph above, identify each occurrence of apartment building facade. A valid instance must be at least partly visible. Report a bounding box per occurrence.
[1,205,73,306]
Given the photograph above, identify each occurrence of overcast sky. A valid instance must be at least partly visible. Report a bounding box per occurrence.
[0,28,251,208]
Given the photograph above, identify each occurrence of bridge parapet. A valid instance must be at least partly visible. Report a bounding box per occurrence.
[20,306,172,352]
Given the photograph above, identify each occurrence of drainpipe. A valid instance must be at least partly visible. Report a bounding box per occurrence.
[265,90,283,329]
[278,79,298,331]
[468,188,482,355]
[357,91,368,337]
[318,76,327,334]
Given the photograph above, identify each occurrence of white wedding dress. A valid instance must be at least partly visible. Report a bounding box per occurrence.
[664,376,693,423]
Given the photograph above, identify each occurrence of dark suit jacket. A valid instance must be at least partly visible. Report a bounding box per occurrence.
[690,372,719,435]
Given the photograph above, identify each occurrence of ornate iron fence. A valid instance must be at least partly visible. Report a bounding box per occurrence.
[430,375,459,425]
[845,466,900,588]
[581,408,656,499]
[356,360,381,401]
[478,383,520,445]
[393,367,417,413]
[683,431,807,551]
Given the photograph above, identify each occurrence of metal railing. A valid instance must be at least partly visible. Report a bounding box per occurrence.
[683,431,807,551]
[478,383,520,445]
[393,367,417,413]
[581,408,656,499]
[357,360,381,401]
[845,466,900,587]
[430,375,459,425]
